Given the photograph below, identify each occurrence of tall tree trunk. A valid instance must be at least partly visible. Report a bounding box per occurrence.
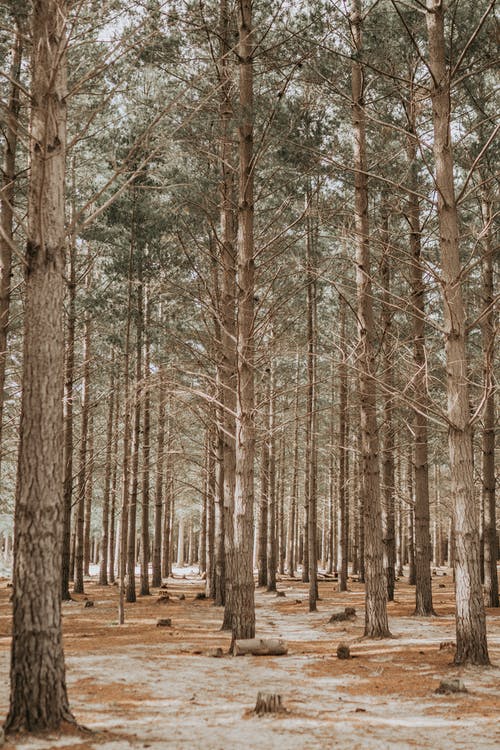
[0,21,22,485]
[99,365,115,586]
[480,184,498,608]
[425,0,488,664]
[126,254,143,603]
[380,201,396,602]
[73,259,92,595]
[231,0,256,644]
[257,403,269,586]
[406,80,434,615]
[267,365,277,592]
[140,288,151,596]
[83,410,94,576]
[109,379,120,584]
[286,355,301,577]
[350,0,390,638]
[62,189,76,600]
[6,0,73,731]
[152,370,166,587]
[338,291,349,591]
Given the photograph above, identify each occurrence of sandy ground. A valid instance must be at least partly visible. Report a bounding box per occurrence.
[0,568,499,750]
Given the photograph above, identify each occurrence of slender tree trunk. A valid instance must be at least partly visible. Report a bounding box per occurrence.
[231,0,256,644]
[109,380,120,584]
[406,85,434,615]
[380,202,396,602]
[6,0,73,731]
[480,185,498,608]
[257,406,269,586]
[350,0,389,638]
[83,411,94,576]
[152,370,166,587]
[74,260,92,594]
[338,292,349,591]
[99,367,115,586]
[425,0,488,664]
[267,365,277,592]
[286,355,301,577]
[140,288,151,596]
[126,256,143,603]
[278,432,286,576]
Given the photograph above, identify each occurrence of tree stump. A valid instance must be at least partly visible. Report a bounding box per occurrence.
[233,638,288,656]
[178,593,186,601]
[276,591,286,597]
[194,592,206,600]
[156,618,172,627]
[157,594,169,604]
[254,692,285,715]
[84,600,94,608]
[337,643,351,659]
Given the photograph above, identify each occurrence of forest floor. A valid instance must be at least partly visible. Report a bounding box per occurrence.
[0,567,500,750]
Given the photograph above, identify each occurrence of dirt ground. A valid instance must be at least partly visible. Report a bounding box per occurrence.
[1,567,499,750]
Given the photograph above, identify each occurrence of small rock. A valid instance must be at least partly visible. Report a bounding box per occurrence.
[84,600,94,608]
[435,678,467,695]
[295,599,302,604]
[156,618,172,627]
[178,593,186,601]
[337,643,351,659]
[6,582,13,588]
[208,647,224,658]
[194,592,206,600]
[439,583,446,588]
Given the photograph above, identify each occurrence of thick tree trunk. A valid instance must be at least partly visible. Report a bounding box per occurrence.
[350,0,390,638]
[231,0,256,644]
[6,0,73,731]
[425,1,489,665]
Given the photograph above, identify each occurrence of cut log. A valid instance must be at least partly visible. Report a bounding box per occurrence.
[233,638,288,656]
[329,607,356,623]
[435,678,467,694]
[254,692,286,715]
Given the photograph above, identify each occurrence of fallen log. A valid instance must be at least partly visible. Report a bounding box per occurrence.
[233,638,288,656]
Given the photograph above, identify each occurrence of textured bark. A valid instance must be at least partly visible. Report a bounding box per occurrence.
[338,291,349,591]
[83,411,94,576]
[350,0,390,638]
[286,355,301,577]
[99,367,115,586]
[380,203,396,602]
[267,366,277,593]
[108,380,120,584]
[152,371,166,587]
[140,289,151,596]
[425,0,489,665]
[62,212,76,600]
[231,0,256,644]
[6,0,73,731]
[257,404,269,587]
[0,23,22,483]
[126,258,143,604]
[73,261,92,595]
[406,87,434,615]
[480,185,498,608]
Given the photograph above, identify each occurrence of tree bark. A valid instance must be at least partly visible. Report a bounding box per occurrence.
[140,287,151,596]
[0,21,22,485]
[480,184,498,608]
[350,0,390,638]
[6,0,73,731]
[99,365,115,586]
[425,0,489,664]
[231,0,256,644]
[152,370,166,587]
